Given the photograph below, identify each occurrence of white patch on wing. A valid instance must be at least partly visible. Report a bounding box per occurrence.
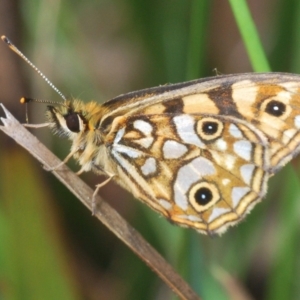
[173,115,205,148]
[282,128,296,145]
[215,138,227,151]
[229,123,243,138]
[133,119,153,135]
[232,80,258,107]
[225,155,236,170]
[280,81,299,92]
[114,127,125,144]
[158,199,172,210]
[174,157,216,210]
[163,140,188,159]
[113,144,142,158]
[234,140,252,161]
[211,151,235,170]
[141,157,157,176]
[240,164,255,185]
[294,115,300,129]
[177,215,202,222]
[222,179,230,185]
[111,151,156,200]
[208,207,231,222]
[113,128,142,158]
[134,137,154,148]
[231,187,250,208]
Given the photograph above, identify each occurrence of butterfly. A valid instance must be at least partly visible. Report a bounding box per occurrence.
[44,73,300,235]
[3,36,300,235]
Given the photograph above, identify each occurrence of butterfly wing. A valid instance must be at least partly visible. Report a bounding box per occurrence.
[227,78,300,173]
[102,73,300,174]
[94,72,300,234]
[105,113,269,234]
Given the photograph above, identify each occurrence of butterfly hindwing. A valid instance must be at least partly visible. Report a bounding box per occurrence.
[106,113,269,234]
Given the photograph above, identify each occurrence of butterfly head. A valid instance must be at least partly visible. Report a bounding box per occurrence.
[45,99,107,142]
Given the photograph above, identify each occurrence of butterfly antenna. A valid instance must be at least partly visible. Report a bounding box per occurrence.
[1,35,67,102]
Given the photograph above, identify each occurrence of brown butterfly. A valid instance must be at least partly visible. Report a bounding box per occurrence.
[3,35,300,235]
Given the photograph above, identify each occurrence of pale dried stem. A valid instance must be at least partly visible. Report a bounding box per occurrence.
[0,104,201,300]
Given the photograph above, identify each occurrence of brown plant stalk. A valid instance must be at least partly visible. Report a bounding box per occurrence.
[0,103,201,300]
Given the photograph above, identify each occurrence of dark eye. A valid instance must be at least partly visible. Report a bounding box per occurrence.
[65,113,81,132]
[188,181,221,212]
[194,187,213,205]
[265,100,286,117]
[202,121,218,135]
[197,118,224,142]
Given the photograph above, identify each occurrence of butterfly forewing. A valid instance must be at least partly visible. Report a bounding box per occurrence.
[105,113,269,234]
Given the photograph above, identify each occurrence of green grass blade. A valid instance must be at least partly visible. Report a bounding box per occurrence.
[229,0,271,72]
[186,0,211,80]
[0,151,78,300]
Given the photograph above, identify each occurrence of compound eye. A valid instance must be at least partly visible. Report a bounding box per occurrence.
[65,113,81,132]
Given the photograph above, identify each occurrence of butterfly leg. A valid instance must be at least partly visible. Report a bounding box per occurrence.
[92,173,115,215]
[44,148,78,171]
[75,167,86,176]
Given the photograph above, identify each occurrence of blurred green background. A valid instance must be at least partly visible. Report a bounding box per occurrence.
[1,0,300,299]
